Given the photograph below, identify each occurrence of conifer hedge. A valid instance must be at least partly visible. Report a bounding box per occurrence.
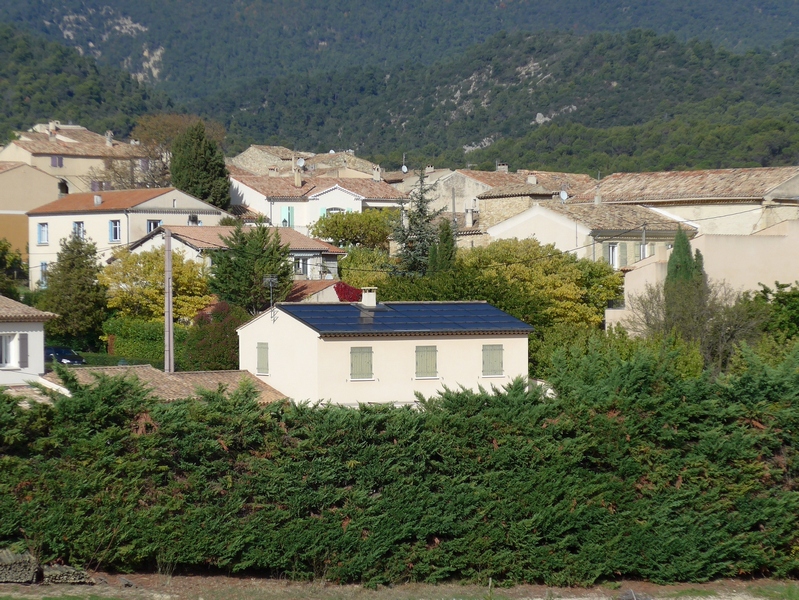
[1,342,798,585]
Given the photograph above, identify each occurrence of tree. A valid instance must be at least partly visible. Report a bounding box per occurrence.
[427,219,456,273]
[309,209,395,250]
[209,222,293,315]
[392,170,442,274]
[38,234,106,350]
[339,247,395,289]
[0,238,26,300]
[182,302,250,370]
[170,121,230,209]
[99,247,214,323]
[663,227,711,337]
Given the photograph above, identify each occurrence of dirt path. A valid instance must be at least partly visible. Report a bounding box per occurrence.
[1,574,795,600]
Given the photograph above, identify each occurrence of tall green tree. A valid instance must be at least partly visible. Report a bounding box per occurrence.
[392,170,442,275]
[38,234,106,350]
[170,121,230,209]
[428,220,457,274]
[664,227,708,333]
[0,238,26,300]
[182,302,250,370]
[209,221,293,315]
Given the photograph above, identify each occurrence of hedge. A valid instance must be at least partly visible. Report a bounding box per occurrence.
[1,341,797,586]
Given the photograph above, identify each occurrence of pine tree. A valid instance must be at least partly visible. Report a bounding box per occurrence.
[170,121,230,209]
[39,234,107,350]
[209,221,293,315]
[428,219,456,274]
[392,170,442,275]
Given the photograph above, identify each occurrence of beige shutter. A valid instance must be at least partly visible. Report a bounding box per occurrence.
[256,342,269,374]
[619,242,628,267]
[415,346,437,378]
[482,344,503,376]
[633,242,641,262]
[602,242,610,264]
[350,347,373,379]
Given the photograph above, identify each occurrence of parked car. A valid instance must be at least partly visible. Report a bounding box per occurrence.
[45,346,86,365]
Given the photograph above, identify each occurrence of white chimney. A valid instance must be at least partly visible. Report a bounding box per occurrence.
[527,174,538,185]
[594,188,602,204]
[361,287,377,308]
[294,169,302,188]
[496,163,509,173]
[94,194,102,206]
[465,208,473,228]
[105,130,114,147]
[372,165,381,181]
[425,164,435,174]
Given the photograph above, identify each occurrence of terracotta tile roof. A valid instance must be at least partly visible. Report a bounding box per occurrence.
[304,152,377,173]
[27,188,175,215]
[477,182,554,199]
[0,162,25,174]
[230,171,317,197]
[42,364,285,403]
[571,167,799,204]
[135,225,346,254]
[227,204,263,221]
[230,172,405,200]
[12,128,148,159]
[518,170,595,195]
[309,178,406,200]
[0,295,57,322]
[248,145,314,161]
[539,201,696,232]
[455,169,527,187]
[285,279,339,302]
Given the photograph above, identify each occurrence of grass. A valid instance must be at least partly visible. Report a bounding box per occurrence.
[664,590,718,598]
[748,583,799,600]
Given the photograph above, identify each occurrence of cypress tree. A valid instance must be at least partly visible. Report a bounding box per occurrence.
[170,121,230,209]
[664,227,709,337]
[392,170,442,275]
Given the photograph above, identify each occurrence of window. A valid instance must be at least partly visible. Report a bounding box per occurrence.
[415,345,437,378]
[109,219,122,242]
[147,219,162,233]
[256,342,269,375]
[0,335,10,367]
[350,347,373,380]
[37,223,49,245]
[606,242,618,268]
[482,344,504,377]
[39,262,48,288]
[280,206,295,228]
[73,221,85,239]
[294,257,308,275]
[140,158,150,172]
[50,155,63,168]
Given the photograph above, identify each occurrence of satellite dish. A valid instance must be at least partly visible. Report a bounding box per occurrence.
[297,157,305,168]
[401,165,408,174]
[559,190,568,202]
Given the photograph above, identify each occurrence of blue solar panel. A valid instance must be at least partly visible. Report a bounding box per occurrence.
[278,302,533,335]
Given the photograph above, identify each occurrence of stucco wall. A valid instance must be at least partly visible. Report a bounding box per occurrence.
[0,321,47,385]
[486,205,594,259]
[436,173,490,214]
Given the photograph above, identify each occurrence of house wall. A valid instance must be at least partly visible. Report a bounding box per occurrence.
[480,195,554,230]
[0,166,62,256]
[486,205,594,258]
[436,173,490,214]
[0,321,47,385]
[648,202,763,235]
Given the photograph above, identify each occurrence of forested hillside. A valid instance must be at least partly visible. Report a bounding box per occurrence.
[201,30,799,172]
[0,24,168,142]
[1,0,799,100]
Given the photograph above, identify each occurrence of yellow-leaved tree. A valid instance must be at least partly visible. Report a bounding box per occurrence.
[99,247,214,322]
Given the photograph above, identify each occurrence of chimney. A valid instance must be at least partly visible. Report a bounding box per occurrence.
[372,165,381,181]
[361,287,377,308]
[425,164,435,174]
[105,130,114,147]
[527,174,538,185]
[594,186,602,205]
[94,194,102,206]
[465,208,473,228]
[294,169,302,188]
[496,163,509,173]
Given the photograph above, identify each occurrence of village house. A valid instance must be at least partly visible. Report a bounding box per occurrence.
[228,165,404,236]
[27,188,229,288]
[0,121,149,194]
[129,225,346,280]
[238,289,533,406]
[0,295,56,386]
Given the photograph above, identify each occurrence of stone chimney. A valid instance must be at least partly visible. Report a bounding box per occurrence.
[94,194,102,206]
[496,163,509,173]
[361,287,377,308]
[105,131,114,147]
[294,169,302,188]
[425,164,435,174]
[527,174,538,185]
[594,186,602,205]
[372,165,381,181]
[465,208,473,228]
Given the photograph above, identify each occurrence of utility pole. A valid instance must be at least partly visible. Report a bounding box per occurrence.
[164,228,174,373]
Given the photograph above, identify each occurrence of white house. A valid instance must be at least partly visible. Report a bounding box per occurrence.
[0,121,149,194]
[129,225,346,280]
[238,290,533,406]
[0,295,56,386]
[228,166,404,235]
[27,188,230,288]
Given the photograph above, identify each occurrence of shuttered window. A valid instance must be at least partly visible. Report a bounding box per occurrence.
[482,344,504,376]
[256,342,269,375]
[415,345,437,378]
[350,347,373,380]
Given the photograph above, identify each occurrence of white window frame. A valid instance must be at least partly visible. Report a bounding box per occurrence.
[607,242,619,268]
[415,345,438,379]
[350,346,374,381]
[37,223,49,245]
[39,262,48,288]
[294,257,308,276]
[0,334,13,368]
[109,219,122,243]
[73,221,85,240]
[147,219,163,233]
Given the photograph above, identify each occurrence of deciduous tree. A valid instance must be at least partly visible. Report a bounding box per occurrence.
[182,302,250,370]
[0,238,26,300]
[209,222,293,315]
[309,209,395,250]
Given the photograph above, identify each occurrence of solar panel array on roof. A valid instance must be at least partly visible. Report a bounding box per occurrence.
[278,302,533,336]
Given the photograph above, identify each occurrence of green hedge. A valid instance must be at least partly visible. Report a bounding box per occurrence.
[102,317,188,366]
[1,341,798,585]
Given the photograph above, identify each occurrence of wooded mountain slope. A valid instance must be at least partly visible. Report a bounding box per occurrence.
[200,30,799,172]
[0,24,168,142]
[1,0,799,100]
